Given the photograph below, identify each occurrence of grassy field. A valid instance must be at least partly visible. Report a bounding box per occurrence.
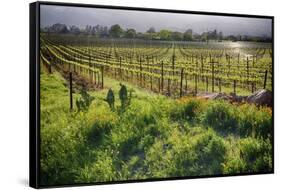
[40,67,272,186]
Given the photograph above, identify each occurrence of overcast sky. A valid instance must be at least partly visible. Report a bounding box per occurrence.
[40,5,272,37]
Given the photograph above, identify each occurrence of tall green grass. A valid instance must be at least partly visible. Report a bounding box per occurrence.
[40,70,272,186]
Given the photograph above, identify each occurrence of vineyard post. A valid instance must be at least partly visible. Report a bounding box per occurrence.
[172,54,175,77]
[139,58,142,86]
[201,54,204,79]
[101,66,104,89]
[161,61,164,92]
[131,69,134,83]
[211,61,214,92]
[89,56,93,83]
[233,80,236,94]
[228,56,230,72]
[119,57,122,80]
[185,74,188,92]
[247,57,249,86]
[180,68,184,97]
[48,62,52,74]
[143,72,146,86]
[238,53,240,64]
[264,70,268,89]
[94,61,97,85]
[150,75,153,91]
[150,61,153,91]
[195,74,198,94]
[114,67,117,79]
[168,79,171,96]
[158,78,161,93]
[69,72,73,110]
[219,78,221,93]
[206,76,208,92]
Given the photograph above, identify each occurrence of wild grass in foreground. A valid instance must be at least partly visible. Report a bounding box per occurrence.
[40,70,272,186]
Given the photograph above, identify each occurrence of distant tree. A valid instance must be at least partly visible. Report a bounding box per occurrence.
[92,25,101,37]
[147,27,156,33]
[158,29,171,40]
[201,31,210,42]
[171,31,183,41]
[48,23,69,34]
[218,31,223,41]
[85,25,92,35]
[192,33,201,41]
[146,27,156,40]
[109,24,123,38]
[125,28,136,38]
[69,25,80,35]
[212,29,218,40]
[100,26,109,37]
[183,29,193,41]
[227,35,238,42]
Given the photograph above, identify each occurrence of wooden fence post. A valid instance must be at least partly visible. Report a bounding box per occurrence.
[264,70,268,89]
[101,66,104,89]
[219,78,221,93]
[139,58,142,86]
[246,57,249,83]
[195,74,198,94]
[212,61,215,92]
[206,76,208,92]
[69,72,73,110]
[180,68,184,97]
[161,61,164,92]
[185,74,188,92]
[233,80,236,94]
[119,57,122,80]
[172,54,175,77]
[168,79,171,96]
[158,78,161,93]
[49,63,52,74]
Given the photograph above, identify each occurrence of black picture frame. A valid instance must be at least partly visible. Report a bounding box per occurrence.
[30,1,274,188]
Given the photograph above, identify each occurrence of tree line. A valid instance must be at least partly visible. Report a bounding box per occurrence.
[41,23,272,42]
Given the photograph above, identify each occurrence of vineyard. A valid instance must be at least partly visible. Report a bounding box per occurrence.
[39,34,273,186]
[40,34,272,97]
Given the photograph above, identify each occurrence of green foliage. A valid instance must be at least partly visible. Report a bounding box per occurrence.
[118,84,134,111]
[170,99,201,122]
[192,130,226,175]
[40,70,273,186]
[125,28,137,38]
[201,101,239,134]
[87,120,113,146]
[183,29,193,41]
[238,104,272,138]
[109,24,123,38]
[159,29,171,40]
[76,87,94,112]
[239,137,272,172]
[223,137,272,173]
[145,128,226,177]
[105,88,115,110]
[75,153,116,183]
